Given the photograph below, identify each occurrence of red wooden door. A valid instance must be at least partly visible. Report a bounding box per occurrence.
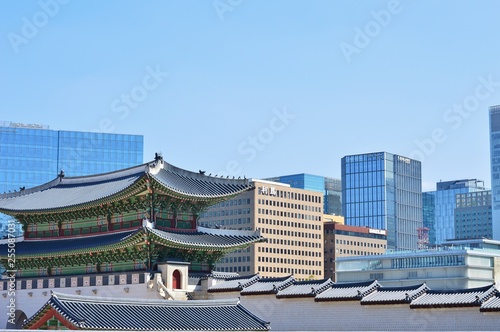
[172,270,181,289]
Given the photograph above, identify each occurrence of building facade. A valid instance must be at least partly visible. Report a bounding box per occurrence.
[489,105,500,240]
[422,192,436,247]
[265,174,342,216]
[341,152,422,250]
[0,121,144,234]
[199,180,324,280]
[424,179,486,245]
[455,190,492,240]
[335,238,500,290]
[323,222,387,280]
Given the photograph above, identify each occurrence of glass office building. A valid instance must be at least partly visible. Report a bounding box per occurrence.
[265,173,342,216]
[341,152,422,250]
[455,190,492,240]
[422,192,436,246]
[0,121,144,230]
[489,105,500,240]
[424,179,486,245]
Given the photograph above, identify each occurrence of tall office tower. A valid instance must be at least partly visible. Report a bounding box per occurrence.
[265,174,342,216]
[454,190,492,240]
[424,179,485,245]
[422,192,436,246]
[489,105,500,240]
[341,152,422,250]
[0,121,144,228]
[324,176,342,216]
[198,179,324,280]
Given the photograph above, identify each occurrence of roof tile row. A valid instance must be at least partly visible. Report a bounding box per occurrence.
[208,274,500,310]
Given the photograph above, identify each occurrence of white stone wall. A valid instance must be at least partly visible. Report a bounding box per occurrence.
[209,293,500,331]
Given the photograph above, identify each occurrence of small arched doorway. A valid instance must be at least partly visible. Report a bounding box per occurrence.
[172,269,181,289]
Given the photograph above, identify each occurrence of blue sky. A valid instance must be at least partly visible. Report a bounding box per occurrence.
[1,0,499,191]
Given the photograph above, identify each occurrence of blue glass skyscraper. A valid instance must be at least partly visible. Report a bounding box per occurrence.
[341,152,422,250]
[423,179,485,245]
[0,121,144,228]
[489,105,500,240]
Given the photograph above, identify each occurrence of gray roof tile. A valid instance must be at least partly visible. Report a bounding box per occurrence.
[240,275,295,295]
[480,291,500,311]
[149,227,265,250]
[208,274,260,292]
[276,278,334,298]
[314,280,380,301]
[361,284,429,305]
[411,284,497,308]
[23,292,270,330]
[0,160,253,213]
[0,227,265,258]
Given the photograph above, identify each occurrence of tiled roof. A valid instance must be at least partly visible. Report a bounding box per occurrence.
[480,291,500,312]
[210,271,242,280]
[0,159,253,213]
[151,162,252,199]
[0,227,265,259]
[208,274,260,293]
[23,292,270,331]
[0,165,145,212]
[361,284,429,305]
[276,278,334,298]
[410,284,497,308]
[188,271,241,286]
[240,275,295,295]
[148,227,266,250]
[0,229,139,257]
[314,280,380,302]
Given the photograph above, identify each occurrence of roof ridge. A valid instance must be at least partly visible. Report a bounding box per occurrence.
[52,291,241,306]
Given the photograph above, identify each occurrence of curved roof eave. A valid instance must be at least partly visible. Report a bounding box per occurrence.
[149,160,253,200]
[0,158,255,214]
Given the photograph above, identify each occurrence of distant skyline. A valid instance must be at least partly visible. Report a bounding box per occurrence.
[2,1,500,192]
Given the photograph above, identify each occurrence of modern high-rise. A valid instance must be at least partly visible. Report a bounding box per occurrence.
[341,152,422,250]
[0,121,144,228]
[455,190,492,240]
[198,179,324,280]
[423,179,486,245]
[489,105,500,240]
[422,192,436,246]
[265,173,342,216]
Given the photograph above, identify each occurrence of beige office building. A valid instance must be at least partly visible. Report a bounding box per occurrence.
[199,179,324,280]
